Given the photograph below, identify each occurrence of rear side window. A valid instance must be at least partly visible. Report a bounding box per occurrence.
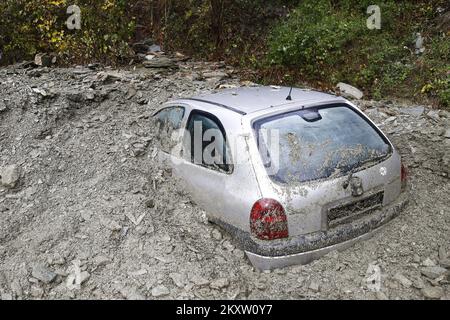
[185,111,232,173]
[155,106,185,131]
[154,106,185,153]
[254,105,392,184]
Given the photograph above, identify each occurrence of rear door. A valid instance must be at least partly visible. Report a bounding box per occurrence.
[172,110,233,220]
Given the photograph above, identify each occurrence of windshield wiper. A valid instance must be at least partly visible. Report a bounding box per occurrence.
[356,154,389,170]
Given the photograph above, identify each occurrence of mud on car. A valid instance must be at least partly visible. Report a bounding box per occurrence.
[153,86,409,270]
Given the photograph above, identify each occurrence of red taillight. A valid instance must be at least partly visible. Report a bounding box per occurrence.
[401,163,408,183]
[401,162,408,190]
[250,199,289,240]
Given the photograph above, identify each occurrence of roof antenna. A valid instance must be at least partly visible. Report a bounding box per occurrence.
[286,86,293,101]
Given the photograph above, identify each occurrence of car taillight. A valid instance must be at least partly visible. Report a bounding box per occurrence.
[250,199,289,240]
[401,163,408,182]
[401,162,408,189]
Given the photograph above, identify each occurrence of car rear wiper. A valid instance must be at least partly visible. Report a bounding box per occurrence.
[355,154,389,170]
[335,153,388,174]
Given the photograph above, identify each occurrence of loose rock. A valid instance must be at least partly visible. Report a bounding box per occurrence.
[32,264,57,284]
[421,286,444,299]
[169,273,186,288]
[210,278,229,290]
[34,53,55,67]
[393,273,412,288]
[421,266,448,279]
[336,83,363,100]
[143,57,177,69]
[151,285,170,297]
[0,165,20,189]
[400,106,425,116]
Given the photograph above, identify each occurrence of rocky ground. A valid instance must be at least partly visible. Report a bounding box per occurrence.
[0,58,449,300]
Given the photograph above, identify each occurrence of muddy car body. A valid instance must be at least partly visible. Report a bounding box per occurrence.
[154,86,408,270]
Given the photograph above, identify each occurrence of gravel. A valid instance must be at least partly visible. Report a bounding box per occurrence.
[0,62,448,300]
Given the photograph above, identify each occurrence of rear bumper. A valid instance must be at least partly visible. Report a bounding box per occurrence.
[212,190,409,271]
[246,224,385,270]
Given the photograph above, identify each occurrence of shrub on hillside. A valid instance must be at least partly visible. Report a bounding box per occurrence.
[0,0,135,65]
[267,0,449,107]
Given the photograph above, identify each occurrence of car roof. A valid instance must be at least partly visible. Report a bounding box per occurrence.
[185,86,340,115]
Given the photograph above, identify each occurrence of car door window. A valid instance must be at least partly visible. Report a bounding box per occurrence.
[154,106,185,153]
[155,106,185,130]
[185,111,232,173]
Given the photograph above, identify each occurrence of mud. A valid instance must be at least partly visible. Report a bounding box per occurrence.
[0,62,449,300]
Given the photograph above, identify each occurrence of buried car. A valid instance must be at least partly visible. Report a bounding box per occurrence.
[153,86,409,270]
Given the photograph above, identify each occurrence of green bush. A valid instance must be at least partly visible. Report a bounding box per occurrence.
[267,0,449,107]
[0,0,135,65]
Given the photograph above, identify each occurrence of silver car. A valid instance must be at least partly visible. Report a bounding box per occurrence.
[153,86,409,271]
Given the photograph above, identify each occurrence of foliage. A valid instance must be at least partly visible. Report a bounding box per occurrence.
[0,0,135,65]
[0,0,448,107]
[267,0,449,107]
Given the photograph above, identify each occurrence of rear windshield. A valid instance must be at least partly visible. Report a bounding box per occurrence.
[254,105,392,184]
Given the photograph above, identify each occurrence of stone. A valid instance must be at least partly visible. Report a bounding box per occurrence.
[202,71,229,80]
[87,63,100,70]
[232,249,245,259]
[0,101,7,113]
[421,286,444,299]
[444,129,450,139]
[79,271,90,284]
[32,264,57,284]
[336,83,364,100]
[97,71,123,84]
[143,57,177,69]
[400,106,425,116]
[427,110,441,122]
[421,266,448,279]
[149,44,161,53]
[0,165,20,189]
[175,52,188,61]
[191,275,210,287]
[30,286,44,298]
[412,277,425,289]
[169,273,186,288]
[210,278,229,290]
[119,286,145,300]
[393,273,412,288]
[439,258,450,269]
[255,280,267,290]
[376,291,388,300]
[211,229,222,241]
[34,53,55,67]
[309,281,320,292]
[100,216,122,231]
[1,292,13,300]
[422,258,436,267]
[151,285,170,297]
